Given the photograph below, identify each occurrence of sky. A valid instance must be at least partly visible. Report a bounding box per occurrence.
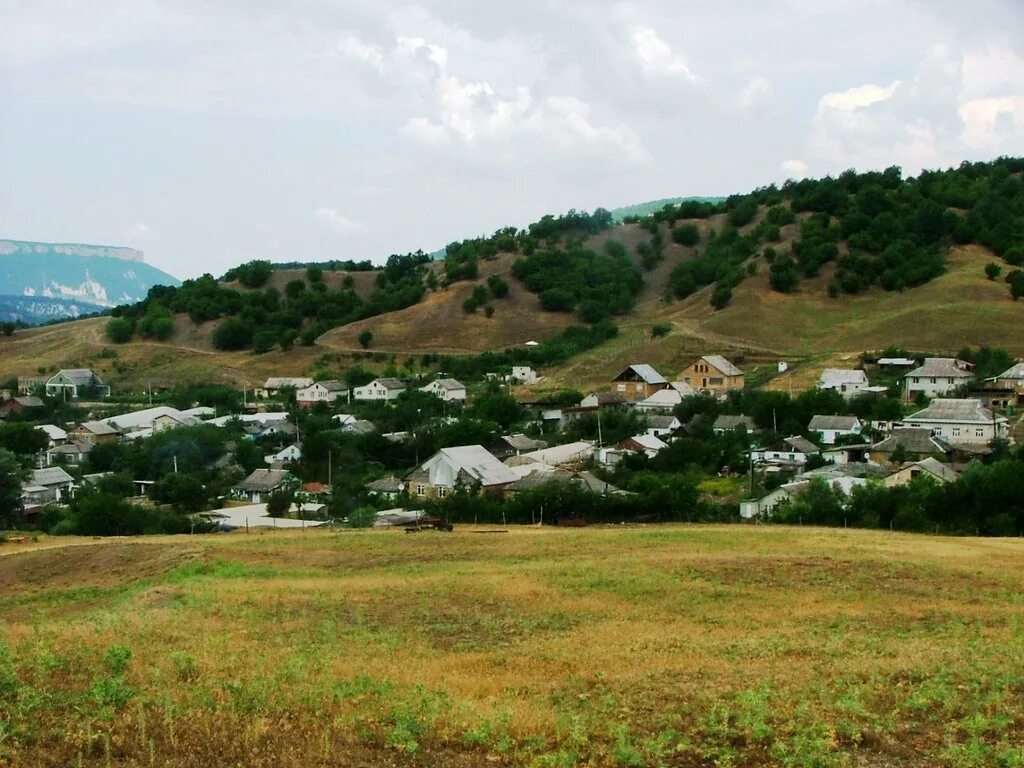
[2,0,1024,280]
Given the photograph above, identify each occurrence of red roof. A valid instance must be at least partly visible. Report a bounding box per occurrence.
[301,482,329,493]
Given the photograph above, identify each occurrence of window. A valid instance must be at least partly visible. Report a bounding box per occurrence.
[415,484,425,496]
[975,429,984,437]
[930,378,936,384]
[438,486,448,498]
[952,427,961,437]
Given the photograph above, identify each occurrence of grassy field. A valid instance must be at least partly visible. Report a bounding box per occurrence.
[2,526,1023,767]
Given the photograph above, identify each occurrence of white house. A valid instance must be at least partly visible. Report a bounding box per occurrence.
[256,378,315,399]
[904,358,973,399]
[405,445,518,499]
[35,424,68,447]
[296,380,349,407]
[756,436,821,466]
[45,369,109,400]
[807,415,862,445]
[353,378,407,402]
[21,467,75,507]
[231,469,298,503]
[618,433,668,457]
[903,398,1008,445]
[883,457,959,488]
[713,415,758,434]
[510,366,540,385]
[645,414,681,437]
[264,444,302,465]
[817,369,870,397]
[634,382,697,412]
[102,406,200,436]
[420,378,467,402]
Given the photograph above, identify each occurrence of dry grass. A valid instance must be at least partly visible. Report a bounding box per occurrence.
[2,526,1023,767]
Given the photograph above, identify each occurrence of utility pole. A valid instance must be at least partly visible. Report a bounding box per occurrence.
[173,455,178,474]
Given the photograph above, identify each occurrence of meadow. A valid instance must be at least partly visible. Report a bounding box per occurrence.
[1,526,1022,767]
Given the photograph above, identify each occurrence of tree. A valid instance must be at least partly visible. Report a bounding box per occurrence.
[0,449,25,528]
[985,262,1002,280]
[651,323,671,338]
[0,322,15,337]
[348,506,377,528]
[152,473,207,513]
[671,224,700,246]
[358,330,373,349]
[0,423,48,456]
[251,330,278,354]
[266,489,294,517]
[306,266,324,283]
[1010,270,1024,301]
[105,317,134,343]
[285,279,306,299]
[212,318,254,350]
[710,283,733,309]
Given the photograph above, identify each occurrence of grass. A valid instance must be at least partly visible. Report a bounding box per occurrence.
[2,526,1023,766]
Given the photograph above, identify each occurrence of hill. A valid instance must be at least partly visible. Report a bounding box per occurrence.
[2,526,1023,766]
[609,195,725,222]
[0,240,181,324]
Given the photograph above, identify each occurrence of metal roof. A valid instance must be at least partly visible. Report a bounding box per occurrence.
[234,469,295,492]
[713,414,757,431]
[32,467,74,487]
[818,369,868,387]
[808,415,861,431]
[996,363,1024,380]
[906,358,973,379]
[907,398,999,423]
[701,355,743,377]
[871,428,952,454]
[613,364,667,385]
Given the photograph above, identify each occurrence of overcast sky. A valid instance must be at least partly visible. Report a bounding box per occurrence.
[2,1,1024,279]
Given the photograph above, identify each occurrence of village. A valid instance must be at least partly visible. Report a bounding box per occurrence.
[1,349,1020,535]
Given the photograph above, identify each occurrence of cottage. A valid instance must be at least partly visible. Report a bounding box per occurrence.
[0,396,44,415]
[504,467,627,498]
[610,365,668,399]
[257,378,315,399]
[365,476,405,500]
[883,457,959,488]
[903,399,1008,445]
[45,369,109,400]
[406,445,518,500]
[353,378,407,402]
[295,380,349,407]
[678,355,744,396]
[103,406,200,436]
[232,469,298,503]
[46,441,92,466]
[420,378,467,402]
[807,415,862,445]
[264,444,302,465]
[989,363,1024,405]
[757,436,821,466]
[579,391,627,409]
[869,428,953,465]
[36,424,68,447]
[489,433,549,460]
[509,366,540,385]
[741,464,883,519]
[712,414,758,434]
[340,419,377,435]
[904,358,973,399]
[645,414,681,437]
[22,467,75,507]
[634,382,697,412]
[817,369,870,397]
[618,433,668,457]
[69,421,120,446]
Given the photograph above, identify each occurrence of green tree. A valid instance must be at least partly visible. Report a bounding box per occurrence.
[358,330,373,349]
[0,449,25,528]
[266,489,294,517]
[152,473,207,513]
[0,322,16,337]
[348,506,377,528]
[651,323,671,338]
[0,423,49,456]
[105,317,134,343]
[212,318,254,350]
[285,279,306,299]
[671,223,700,246]
[985,262,1002,280]
[306,266,324,283]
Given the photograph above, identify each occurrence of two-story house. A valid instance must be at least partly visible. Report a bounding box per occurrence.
[678,355,744,396]
[903,398,1008,445]
[353,378,407,402]
[904,358,973,399]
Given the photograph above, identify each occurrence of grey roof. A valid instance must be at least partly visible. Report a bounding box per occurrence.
[818,368,868,387]
[808,415,860,431]
[428,378,465,391]
[11,396,44,407]
[646,414,680,430]
[701,355,743,377]
[48,441,93,455]
[366,476,405,493]
[264,377,314,389]
[234,469,295,492]
[507,468,626,495]
[317,380,349,392]
[907,398,999,423]
[901,457,959,483]
[413,445,519,487]
[799,463,888,480]
[52,369,102,386]
[783,436,820,454]
[995,363,1024,381]
[907,358,973,379]
[342,419,377,435]
[582,391,626,406]
[500,433,548,452]
[374,378,407,390]
[713,414,757,431]
[77,420,120,436]
[613,364,667,385]
[877,357,917,366]
[32,467,75,487]
[872,428,952,455]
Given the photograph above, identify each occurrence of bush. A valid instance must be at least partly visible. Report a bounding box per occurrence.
[710,283,733,309]
[212,318,254,350]
[105,317,134,344]
[540,288,576,312]
[266,490,294,518]
[358,330,373,349]
[348,506,377,528]
[251,330,278,354]
[487,275,509,299]
[671,224,700,246]
[651,323,672,338]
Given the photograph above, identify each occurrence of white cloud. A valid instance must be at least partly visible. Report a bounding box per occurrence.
[818,80,901,113]
[781,159,808,178]
[631,26,698,81]
[960,96,1024,150]
[124,222,154,244]
[337,33,384,72]
[313,208,363,234]
[737,75,775,112]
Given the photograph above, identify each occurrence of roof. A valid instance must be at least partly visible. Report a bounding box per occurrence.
[366,476,405,493]
[506,467,627,495]
[646,414,680,430]
[233,469,295,492]
[818,369,868,387]
[872,428,952,455]
[12,395,45,408]
[782,436,820,454]
[799,463,888,481]
[701,355,743,377]
[902,457,959,483]
[907,358,973,379]
[423,445,519,487]
[51,369,101,386]
[76,420,120,436]
[32,467,74,486]
[907,398,1000,423]
[48,441,92,455]
[808,415,860,431]
[315,380,349,392]
[581,391,626,406]
[500,433,548,452]
[995,363,1024,381]
[373,378,407,390]
[506,441,596,468]
[622,434,668,452]
[36,424,67,441]
[342,419,377,435]
[877,357,917,366]
[102,406,198,432]
[300,482,330,493]
[714,414,757,431]
[425,378,465,391]
[264,377,314,389]
[636,388,683,409]
[612,364,667,385]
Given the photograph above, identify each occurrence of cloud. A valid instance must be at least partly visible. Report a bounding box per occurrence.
[781,159,808,178]
[337,33,384,72]
[737,75,775,112]
[631,26,698,81]
[313,208,363,234]
[818,81,901,113]
[960,96,1024,150]
[124,222,154,244]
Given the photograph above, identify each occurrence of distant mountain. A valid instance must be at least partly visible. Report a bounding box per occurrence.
[0,240,181,324]
[609,197,726,222]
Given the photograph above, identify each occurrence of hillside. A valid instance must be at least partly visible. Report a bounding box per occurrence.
[0,240,181,324]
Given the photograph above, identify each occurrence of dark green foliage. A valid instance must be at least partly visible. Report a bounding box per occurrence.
[710,283,733,309]
[306,266,323,283]
[285,279,306,299]
[0,448,24,528]
[47,491,191,536]
[0,322,15,337]
[651,323,671,338]
[726,198,759,228]
[212,318,254,350]
[105,317,134,343]
[151,473,207,513]
[985,262,1002,280]
[358,330,373,349]
[668,226,756,300]
[137,304,174,341]
[957,346,1016,380]
[768,252,800,293]
[266,489,294,517]
[223,260,272,287]
[671,223,700,246]
[487,274,509,299]
[539,287,576,313]
[1009,270,1024,301]
[0,423,48,456]
[251,330,278,354]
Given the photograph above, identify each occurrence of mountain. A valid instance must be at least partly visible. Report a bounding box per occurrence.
[0,240,181,324]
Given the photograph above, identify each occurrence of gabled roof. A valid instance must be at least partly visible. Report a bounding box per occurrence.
[264,377,314,389]
[50,369,102,386]
[622,434,668,452]
[646,414,680,430]
[871,427,952,455]
[612,364,667,385]
[713,414,757,431]
[877,357,917,366]
[799,463,888,481]
[32,467,74,486]
[907,398,1000,423]
[499,433,548,452]
[995,363,1024,381]
[48,440,92,455]
[506,441,596,468]
[906,358,973,379]
[768,435,820,455]
[12,395,45,408]
[700,355,743,377]
[36,424,68,441]
[316,380,349,392]
[636,388,685,409]
[507,467,627,495]
[342,419,377,435]
[370,378,407,390]
[424,378,465,391]
[234,469,295,492]
[808,415,860,431]
[581,391,626,406]
[433,445,519,486]
[102,406,199,432]
[366,476,404,493]
[75,420,120,436]
[902,457,959,483]
[818,369,868,387]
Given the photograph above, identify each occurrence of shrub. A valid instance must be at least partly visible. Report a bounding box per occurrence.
[651,323,671,338]
[358,330,373,349]
[212,318,254,350]
[671,223,700,246]
[105,317,134,343]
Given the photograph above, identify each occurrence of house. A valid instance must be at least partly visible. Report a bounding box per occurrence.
[264,444,301,465]
[678,355,744,395]
[35,424,68,447]
[17,376,45,395]
[46,441,92,466]
[296,380,349,407]
[817,369,870,397]
[807,415,862,445]
[0,395,45,415]
[617,433,668,457]
[876,357,918,369]
[757,436,821,466]
[420,378,467,402]
[102,406,200,436]
[712,414,758,434]
[611,365,668,399]
[883,457,959,488]
[579,391,627,409]
[365,476,405,500]
[45,369,109,400]
[645,414,681,437]
[206,412,289,428]
[69,421,120,446]
[510,366,540,385]
[256,377,315,399]
[869,428,954,465]
[353,378,407,402]
[903,399,1008,446]
[504,467,627,498]
[740,464,883,518]
[297,482,331,502]
[231,469,298,503]
[406,445,519,500]
[504,441,596,469]
[904,358,973,399]
[340,419,377,435]
[22,467,75,506]
[489,433,548,460]
[633,381,697,412]
[989,363,1024,405]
